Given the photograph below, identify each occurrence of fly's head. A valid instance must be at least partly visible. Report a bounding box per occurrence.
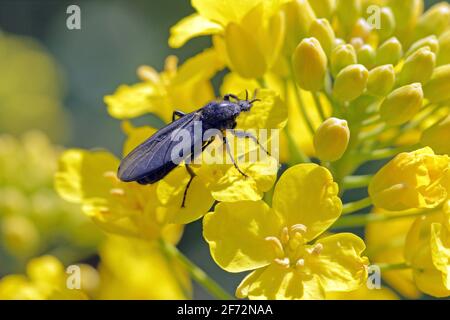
[223,90,260,113]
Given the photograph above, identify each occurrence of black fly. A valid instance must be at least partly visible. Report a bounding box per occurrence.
[117,91,267,207]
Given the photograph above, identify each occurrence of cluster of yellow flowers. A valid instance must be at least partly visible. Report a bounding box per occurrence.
[42,0,450,299]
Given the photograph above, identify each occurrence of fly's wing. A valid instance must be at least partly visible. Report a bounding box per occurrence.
[118,112,202,183]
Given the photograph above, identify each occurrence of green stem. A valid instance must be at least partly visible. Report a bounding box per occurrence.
[285,127,310,164]
[342,197,372,214]
[331,208,430,229]
[342,175,372,189]
[363,144,420,161]
[288,63,316,136]
[312,91,326,121]
[158,239,234,300]
[377,262,410,272]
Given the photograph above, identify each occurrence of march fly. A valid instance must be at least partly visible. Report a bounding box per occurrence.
[117,91,268,207]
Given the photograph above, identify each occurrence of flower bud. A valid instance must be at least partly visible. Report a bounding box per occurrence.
[336,0,361,31]
[333,64,368,102]
[405,35,439,58]
[331,44,357,77]
[379,83,423,125]
[377,7,396,42]
[423,65,450,103]
[421,115,450,155]
[1,215,40,257]
[282,0,316,54]
[357,44,376,69]
[308,0,335,19]
[398,47,436,86]
[369,147,449,211]
[367,64,395,96]
[314,117,350,161]
[415,3,450,41]
[437,30,450,66]
[350,18,372,41]
[376,37,403,66]
[309,18,335,56]
[292,37,328,91]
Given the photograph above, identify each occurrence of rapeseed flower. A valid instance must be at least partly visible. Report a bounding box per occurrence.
[203,164,368,299]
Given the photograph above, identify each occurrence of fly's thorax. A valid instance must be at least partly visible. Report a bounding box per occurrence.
[201,101,241,130]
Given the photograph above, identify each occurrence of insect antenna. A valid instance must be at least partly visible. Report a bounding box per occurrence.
[245,89,249,101]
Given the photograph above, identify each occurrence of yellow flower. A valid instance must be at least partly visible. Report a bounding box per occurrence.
[404,201,450,297]
[203,164,368,299]
[96,236,191,299]
[104,50,223,122]
[369,147,450,211]
[0,256,89,300]
[169,1,285,79]
[421,115,450,155]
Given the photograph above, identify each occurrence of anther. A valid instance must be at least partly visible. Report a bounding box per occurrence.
[307,243,323,255]
[110,188,125,196]
[274,257,290,268]
[265,236,284,258]
[290,224,307,234]
[280,227,290,244]
[295,259,305,268]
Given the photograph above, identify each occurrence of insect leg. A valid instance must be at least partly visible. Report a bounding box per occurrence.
[172,110,186,122]
[223,94,239,102]
[231,129,271,156]
[223,136,248,178]
[181,137,215,207]
[181,164,196,208]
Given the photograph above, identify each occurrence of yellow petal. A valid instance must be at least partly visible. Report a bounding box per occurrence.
[54,149,119,203]
[272,164,342,241]
[225,22,266,78]
[308,233,369,292]
[169,14,223,48]
[104,82,170,121]
[326,285,399,300]
[156,166,214,225]
[192,0,261,25]
[236,264,325,300]
[430,223,450,278]
[203,201,284,272]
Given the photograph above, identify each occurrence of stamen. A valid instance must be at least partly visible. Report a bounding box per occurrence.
[265,236,284,258]
[295,259,305,268]
[274,257,290,268]
[280,227,289,244]
[110,188,125,196]
[137,65,160,83]
[290,224,307,234]
[307,243,324,255]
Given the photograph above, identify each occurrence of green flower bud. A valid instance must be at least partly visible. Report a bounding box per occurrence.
[350,18,372,41]
[331,44,357,77]
[292,37,328,91]
[423,65,450,103]
[405,35,439,58]
[398,47,436,86]
[314,117,350,161]
[379,83,423,125]
[421,115,450,155]
[336,0,361,31]
[282,0,316,54]
[309,18,335,56]
[415,3,450,41]
[367,64,395,97]
[376,37,403,66]
[333,64,369,102]
[357,44,376,69]
[308,0,335,19]
[437,30,450,66]
[378,7,396,42]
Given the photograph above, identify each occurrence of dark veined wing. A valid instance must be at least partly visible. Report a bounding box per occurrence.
[117,111,202,184]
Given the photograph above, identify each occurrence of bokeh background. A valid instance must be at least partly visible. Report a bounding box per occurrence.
[0,0,445,299]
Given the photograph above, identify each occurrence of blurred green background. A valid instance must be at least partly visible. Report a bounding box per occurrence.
[0,0,444,299]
